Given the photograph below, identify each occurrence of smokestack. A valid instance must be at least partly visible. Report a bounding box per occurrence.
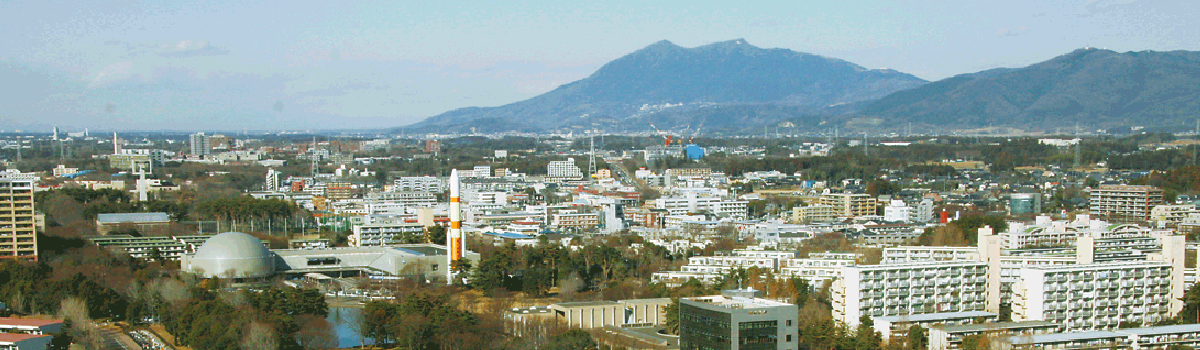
[448,169,464,284]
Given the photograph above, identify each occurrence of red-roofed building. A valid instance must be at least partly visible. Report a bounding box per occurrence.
[0,318,64,334]
[0,333,53,350]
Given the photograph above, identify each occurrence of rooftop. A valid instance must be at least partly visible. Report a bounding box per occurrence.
[874,311,996,323]
[0,333,52,343]
[0,318,64,327]
[1007,331,1128,345]
[934,321,1059,333]
[684,295,791,309]
[1117,324,1200,335]
[485,232,536,240]
[273,245,445,257]
[96,212,171,224]
[555,301,620,308]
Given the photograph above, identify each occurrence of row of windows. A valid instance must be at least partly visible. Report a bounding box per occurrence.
[737,321,777,331]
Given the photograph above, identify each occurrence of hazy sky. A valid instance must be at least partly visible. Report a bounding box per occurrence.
[2,0,1197,131]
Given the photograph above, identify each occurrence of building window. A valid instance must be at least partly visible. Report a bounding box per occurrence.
[431,264,439,271]
[787,320,793,327]
[787,335,793,342]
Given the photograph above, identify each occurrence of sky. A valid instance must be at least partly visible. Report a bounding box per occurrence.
[1,0,1197,131]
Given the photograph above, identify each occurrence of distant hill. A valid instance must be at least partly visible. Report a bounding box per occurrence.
[857,49,1200,133]
[401,39,926,133]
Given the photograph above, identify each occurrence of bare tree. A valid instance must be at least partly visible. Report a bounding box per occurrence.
[241,321,279,350]
[59,298,102,350]
[152,278,191,305]
[295,314,338,350]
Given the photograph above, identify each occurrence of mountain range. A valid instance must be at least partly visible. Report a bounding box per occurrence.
[857,48,1200,133]
[401,41,1200,134]
[401,39,925,133]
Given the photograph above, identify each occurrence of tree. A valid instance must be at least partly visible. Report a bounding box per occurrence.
[664,299,680,335]
[546,329,596,350]
[855,315,883,350]
[240,321,279,350]
[961,334,991,350]
[425,225,447,245]
[907,325,927,350]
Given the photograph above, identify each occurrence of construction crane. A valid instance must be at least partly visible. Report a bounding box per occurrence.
[647,122,672,146]
[688,123,704,144]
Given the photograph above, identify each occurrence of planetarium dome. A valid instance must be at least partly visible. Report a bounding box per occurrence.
[186,231,275,278]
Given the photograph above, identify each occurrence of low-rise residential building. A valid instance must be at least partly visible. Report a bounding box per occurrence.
[1089,184,1164,222]
[792,205,838,223]
[872,311,997,344]
[928,321,1061,350]
[351,221,426,247]
[819,193,878,218]
[1150,204,1199,228]
[95,212,172,236]
[551,213,599,229]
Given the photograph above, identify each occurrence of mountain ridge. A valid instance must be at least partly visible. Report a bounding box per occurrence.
[856,48,1200,132]
[403,39,928,133]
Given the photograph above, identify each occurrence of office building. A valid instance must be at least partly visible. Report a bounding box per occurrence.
[0,171,37,261]
[1009,193,1042,215]
[679,289,798,350]
[424,139,441,154]
[549,298,672,328]
[1089,184,1164,221]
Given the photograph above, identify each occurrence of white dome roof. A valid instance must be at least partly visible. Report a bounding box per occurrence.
[189,232,275,278]
[194,232,271,260]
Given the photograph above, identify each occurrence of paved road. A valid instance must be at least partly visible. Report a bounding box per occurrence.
[95,325,138,350]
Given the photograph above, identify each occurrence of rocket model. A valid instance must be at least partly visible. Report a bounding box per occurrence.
[448,169,464,283]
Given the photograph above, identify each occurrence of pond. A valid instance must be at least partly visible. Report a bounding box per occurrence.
[327,307,374,348]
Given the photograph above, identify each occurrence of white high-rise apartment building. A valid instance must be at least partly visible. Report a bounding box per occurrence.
[654,194,748,219]
[546,159,583,179]
[393,176,444,193]
[833,260,989,326]
[265,168,280,192]
[189,133,210,156]
[1012,261,1178,331]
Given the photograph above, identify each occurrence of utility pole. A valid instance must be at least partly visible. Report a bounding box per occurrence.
[1080,122,1089,169]
[311,136,318,177]
[589,133,596,183]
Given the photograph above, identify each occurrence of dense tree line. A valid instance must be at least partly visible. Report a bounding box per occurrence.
[165,286,332,350]
[0,261,128,320]
[1135,166,1200,193]
[919,215,1009,246]
[195,197,299,232]
[360,293,487,349]
[703,152,904,182]
[467,236,679,299]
